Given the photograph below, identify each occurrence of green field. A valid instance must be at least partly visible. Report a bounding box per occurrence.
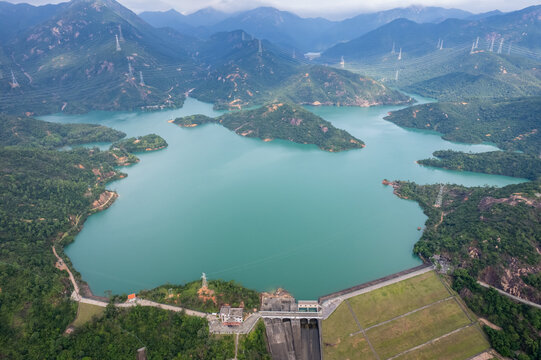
[395,324,490,360]
[322,271,490,360]
[348,271,450,328]
[72,303,105,327]
[323,332,377,360]
[366,299,471,358]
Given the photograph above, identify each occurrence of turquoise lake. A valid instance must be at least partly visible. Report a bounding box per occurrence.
[42,96,524,299]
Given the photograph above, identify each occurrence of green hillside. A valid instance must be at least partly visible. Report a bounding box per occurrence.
[174,103,364,152]
[384,97,541,155]
[419,150,541,180]
[0,114,125,147]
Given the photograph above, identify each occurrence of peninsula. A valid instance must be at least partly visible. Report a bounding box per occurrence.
[173,103,364,152]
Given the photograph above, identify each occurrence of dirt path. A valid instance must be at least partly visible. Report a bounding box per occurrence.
[52,246,80,295]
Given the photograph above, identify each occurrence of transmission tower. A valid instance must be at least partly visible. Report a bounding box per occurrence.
[292,49,296,59]
[241,32,245,41]
[475,36,479,49]
[118,24,124,42]
[489,37,495,52]
[128,62,133,79]
[439,40,443,50]
[398,48,402,60]
[497,38,504,54]
[10,70,19,88]
[395,69,399,81]
[470,41,475,54]
[391,42,395,54]
[139,71,144,86]
[258,39,262,55]
[115,35,121,51]
[437,39,441,49]
[507,42,512,55]
[340,56,345,68]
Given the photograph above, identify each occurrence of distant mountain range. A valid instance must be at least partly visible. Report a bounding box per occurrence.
[139,5,487,51]
[322,5,541,61]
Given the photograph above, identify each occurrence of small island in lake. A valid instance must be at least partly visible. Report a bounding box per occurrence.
[173,103,364,152]
[109,134,168,166]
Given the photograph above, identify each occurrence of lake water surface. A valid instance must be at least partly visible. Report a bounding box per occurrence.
[42,96,524,299]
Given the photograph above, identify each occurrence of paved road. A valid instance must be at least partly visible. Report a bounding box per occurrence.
[478,281,541,310]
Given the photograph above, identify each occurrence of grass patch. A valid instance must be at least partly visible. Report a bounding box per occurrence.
[349,271,450,328]
[323,333,377,360]
[366,298,471,359]
[322,302,360,343]
[72,303,105,327]
[395,324,490,360]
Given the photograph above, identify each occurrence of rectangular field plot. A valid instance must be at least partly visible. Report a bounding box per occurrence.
[395,324,490,360]
[366,298,471,359]
[323,333,377,360]
[348,271,450,328]
[322,301,360,342]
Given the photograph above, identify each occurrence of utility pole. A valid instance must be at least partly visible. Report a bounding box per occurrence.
[139,71,144,86]
[115,35,121,51]
[497,38,504,54]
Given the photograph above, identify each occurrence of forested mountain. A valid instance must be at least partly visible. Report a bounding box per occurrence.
[0,0,198,114]
[323,6,541,61]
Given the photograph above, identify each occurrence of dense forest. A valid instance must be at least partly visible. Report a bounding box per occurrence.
[0,114,125,148]
[0,116,268,358]
[419,150,541,180]
[384,97,541,155]
[390,180,541,358]
[140,279,261,313]
[453,270,541,359]
[111,134,168,153]
[174,102,364,152]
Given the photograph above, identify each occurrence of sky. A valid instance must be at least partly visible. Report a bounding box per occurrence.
[5,0,541,19]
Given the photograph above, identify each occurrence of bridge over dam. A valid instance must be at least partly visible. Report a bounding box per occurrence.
[259,310,322,320]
